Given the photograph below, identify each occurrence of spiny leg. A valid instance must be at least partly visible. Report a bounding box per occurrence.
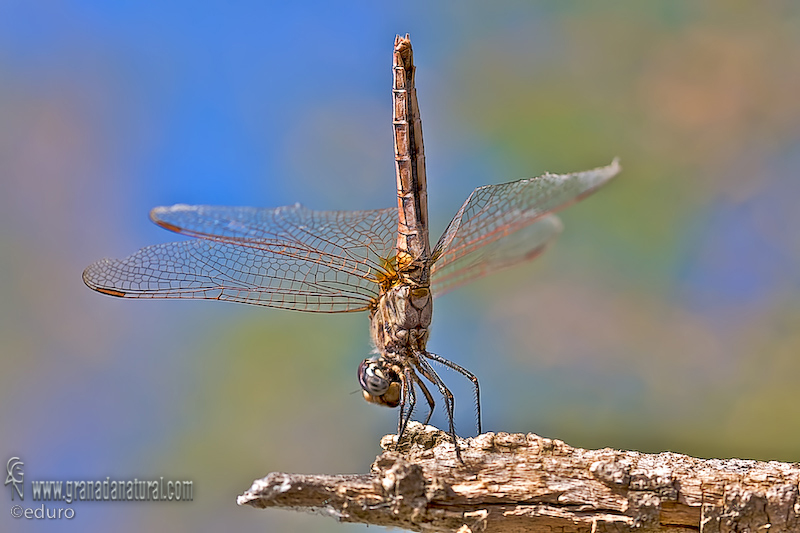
[396,367,417,448]
[397,372,408,436]
[426,352,482,434]
[395,367,409,433]
[416,356,462,462]
[411,372,436,426]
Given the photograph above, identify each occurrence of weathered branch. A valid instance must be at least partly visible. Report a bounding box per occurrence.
[238,422,800,532]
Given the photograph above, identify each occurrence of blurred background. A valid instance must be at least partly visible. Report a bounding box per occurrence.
[2,1,800,531]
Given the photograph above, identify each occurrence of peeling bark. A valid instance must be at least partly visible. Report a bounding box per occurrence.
[238,422,800,532]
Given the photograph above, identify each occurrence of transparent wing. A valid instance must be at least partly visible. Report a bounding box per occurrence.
[83,205,399,313]
[430,215,562,296]
[431,159,619,295]
[151,203,397,274]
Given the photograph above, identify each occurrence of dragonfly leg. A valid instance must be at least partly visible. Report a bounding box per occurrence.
[416,356,462,463]
[425,352,482,434]
[411,372,435,426]
[396,367,416,449]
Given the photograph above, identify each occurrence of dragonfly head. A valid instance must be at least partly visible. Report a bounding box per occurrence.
[358,358,402,408]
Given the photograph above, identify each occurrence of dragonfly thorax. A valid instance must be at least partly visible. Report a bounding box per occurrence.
[369,284,432,355]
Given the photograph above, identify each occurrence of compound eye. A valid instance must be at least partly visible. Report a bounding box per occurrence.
[358,359,390,396]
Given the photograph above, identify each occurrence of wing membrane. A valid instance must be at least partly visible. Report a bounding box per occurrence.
[431,159,619,292]
[431,215,562,296]
[83,204,400,312]
[151,204,397,274]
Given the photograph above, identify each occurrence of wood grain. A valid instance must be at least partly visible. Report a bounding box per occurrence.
[238,422,800,532]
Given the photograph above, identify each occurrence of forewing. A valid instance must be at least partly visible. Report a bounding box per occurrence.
[431,159,619,294]
[430,215,562,296]
[150,204,397,274]
[83,205,399,313]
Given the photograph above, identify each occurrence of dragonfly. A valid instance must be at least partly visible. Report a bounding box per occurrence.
[83,35,620,460]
